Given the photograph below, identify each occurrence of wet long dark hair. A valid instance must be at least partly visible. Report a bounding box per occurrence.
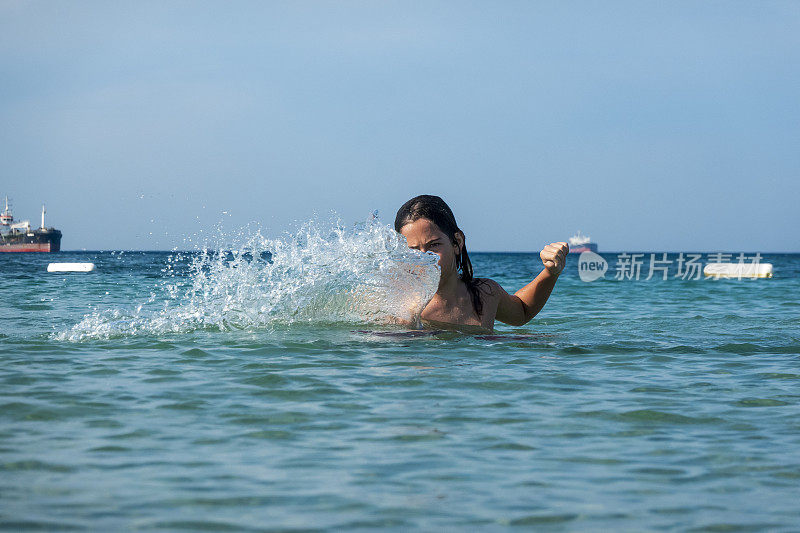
[395,195,484,317]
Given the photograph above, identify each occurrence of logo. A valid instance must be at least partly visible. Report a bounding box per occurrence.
[578,251,607,282]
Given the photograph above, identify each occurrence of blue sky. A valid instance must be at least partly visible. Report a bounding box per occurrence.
[2,1,799,251]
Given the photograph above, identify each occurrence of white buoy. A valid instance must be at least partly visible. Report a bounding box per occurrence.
[703,262,773,279]
[47,262,96,273]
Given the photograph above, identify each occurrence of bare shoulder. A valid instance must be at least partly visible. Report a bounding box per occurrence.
[474,278,509,307]
[475,278,507,296]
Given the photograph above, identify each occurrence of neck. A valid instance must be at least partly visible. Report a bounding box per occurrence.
[437,272,464,299]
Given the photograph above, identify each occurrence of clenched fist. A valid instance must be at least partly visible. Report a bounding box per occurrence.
[540,242,569,275]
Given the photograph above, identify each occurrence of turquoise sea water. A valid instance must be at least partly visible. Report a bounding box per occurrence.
[2,239,800,530]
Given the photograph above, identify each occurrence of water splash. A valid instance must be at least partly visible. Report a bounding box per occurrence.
[58,215,440,340]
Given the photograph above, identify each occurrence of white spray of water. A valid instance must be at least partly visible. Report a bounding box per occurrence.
[59,215,440,340]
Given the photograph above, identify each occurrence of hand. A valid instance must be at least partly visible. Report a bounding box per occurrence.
[540,241,569,275]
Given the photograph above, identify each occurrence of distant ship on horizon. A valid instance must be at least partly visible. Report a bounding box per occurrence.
[568,230,598,254]
[0,197,62,252]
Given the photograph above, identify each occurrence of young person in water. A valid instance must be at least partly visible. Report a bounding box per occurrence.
[395,195,569,332]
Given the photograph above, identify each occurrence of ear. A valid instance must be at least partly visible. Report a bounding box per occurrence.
[454,231,465,254]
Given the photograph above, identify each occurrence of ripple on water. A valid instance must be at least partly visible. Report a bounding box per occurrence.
[241,373,290,387]
[507,513,580,526]
[0,460,76,473]
[713,343,763,355]
[687,522,787,532]
[734,398,791,407]
[140,520,253,531]
[180,348,214,358]
[223,411,311,426]
[758,372,800,380]
[0,401,61,422]
[0,520,85,531]
[581,409,723,426]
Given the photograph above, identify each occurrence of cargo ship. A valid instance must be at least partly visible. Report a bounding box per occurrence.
[568,230,597,254]
[0,197,62,252]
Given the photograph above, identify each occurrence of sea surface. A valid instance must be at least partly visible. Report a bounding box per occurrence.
[2,227,799,530]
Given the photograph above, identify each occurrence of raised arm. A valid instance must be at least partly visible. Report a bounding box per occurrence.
[495,242,569,326]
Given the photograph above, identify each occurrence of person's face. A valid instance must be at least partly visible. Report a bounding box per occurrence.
[400,218,463,282]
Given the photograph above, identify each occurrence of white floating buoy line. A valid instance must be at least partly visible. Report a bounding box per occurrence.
[47,262,96,273]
